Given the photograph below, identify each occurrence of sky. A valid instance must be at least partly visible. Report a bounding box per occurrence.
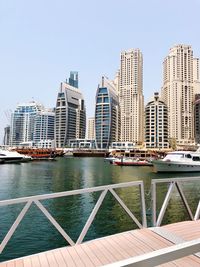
[0,0,200,143]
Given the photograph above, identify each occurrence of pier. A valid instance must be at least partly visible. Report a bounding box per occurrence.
[1,178,200,266]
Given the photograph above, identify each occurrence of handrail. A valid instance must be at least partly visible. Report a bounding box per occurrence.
[103,238,200,267]
[151,176,200,226]
[0,181,147,254]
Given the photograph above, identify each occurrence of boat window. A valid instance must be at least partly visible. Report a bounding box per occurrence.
[192,156,200,161]
[186,154,192,158]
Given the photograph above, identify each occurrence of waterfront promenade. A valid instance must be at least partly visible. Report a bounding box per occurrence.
[1,220,200,266]
[1,177,200,266]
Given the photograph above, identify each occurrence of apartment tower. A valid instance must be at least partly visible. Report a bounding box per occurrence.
[87,117,95,140]
[10,101,43,146]
[95,76,120,149]
[119,49,144,144]
[145,92,168,149]
[55,73,86,148]
[161,44,200,146]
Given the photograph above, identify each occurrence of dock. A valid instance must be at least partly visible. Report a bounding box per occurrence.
[1,178,200,266]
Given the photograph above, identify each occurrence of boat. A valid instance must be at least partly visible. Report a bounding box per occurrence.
[104,156,119,163]
[113,157,153,166]
[152,150,200,172]
[14,148,57,160]
[0,150,24,164]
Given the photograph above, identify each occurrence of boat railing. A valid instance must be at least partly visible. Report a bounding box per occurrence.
[152,176,200,227]
[0,181,146,254]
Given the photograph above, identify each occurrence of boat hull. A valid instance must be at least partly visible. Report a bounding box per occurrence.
[114,160,153,166]
[152,160,200,172]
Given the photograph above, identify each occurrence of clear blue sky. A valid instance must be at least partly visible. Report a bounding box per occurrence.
[0,0,200,143]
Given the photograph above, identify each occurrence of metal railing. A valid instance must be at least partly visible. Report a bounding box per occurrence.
[152,177,200,227]
[0,181,146,254]
[103,238,200,267]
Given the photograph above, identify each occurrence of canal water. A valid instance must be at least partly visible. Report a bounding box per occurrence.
[1,157,200,262]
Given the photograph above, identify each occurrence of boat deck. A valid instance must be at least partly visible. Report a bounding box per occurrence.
[1,220,200,267]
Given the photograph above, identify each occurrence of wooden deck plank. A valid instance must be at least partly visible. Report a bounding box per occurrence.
[23,257,32,267]
[59,247,76,267]
[52,249,67,267]
[97,237,125,261]
[30,255,41,267]
[15,259,24,267]
[86,239,113,265]
[73,246,94,267]
[80,243,102,266]
[46,251,59,267]
[110,232,144,256]
[66,246,85,267]
[38,253,49,267]
[5,261,15,267]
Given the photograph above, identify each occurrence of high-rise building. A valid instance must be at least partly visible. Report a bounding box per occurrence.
[68,71,78,88]
[55,73,86,148]
[3,126,10,146]
[87,117,95,140]
[33,109,55,144]
[119,49,144,144]
[95,76,120,149]
[194,94,200,144]
[145,92,168,149]
[161,44,200,146]
[193,58,200,95]
[10,101,43,146]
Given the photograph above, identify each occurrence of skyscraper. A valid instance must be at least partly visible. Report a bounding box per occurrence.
[55,73,86,148]
[145,92,168,149]
[119,49,144,144]
[33,109,55,144]
[10,101,43,146]
[68,71,78,88]
[194,94,200,144]
[95,76,120,149]
[87,117,95,140]
[161,44,200,146]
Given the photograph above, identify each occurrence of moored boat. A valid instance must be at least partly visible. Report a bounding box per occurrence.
[113,157,153,166]
[0,150,24,164]
[152,150,200,172]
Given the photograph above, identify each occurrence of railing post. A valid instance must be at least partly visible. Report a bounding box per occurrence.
[151,181,156,227]
[140,183,147,228]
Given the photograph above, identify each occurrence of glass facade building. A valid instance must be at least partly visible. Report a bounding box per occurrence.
[95,76,120,149]
[10,102,43,146]
[55,73,86,147]
[33,110,55,144]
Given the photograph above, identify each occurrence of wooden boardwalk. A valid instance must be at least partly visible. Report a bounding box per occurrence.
[1,220,200,267]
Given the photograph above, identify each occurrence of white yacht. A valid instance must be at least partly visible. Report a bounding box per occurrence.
[0,150,24,164]
[152,150,200,172]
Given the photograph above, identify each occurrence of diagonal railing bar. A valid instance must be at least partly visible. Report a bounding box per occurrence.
[0,200,32,254]
[175,182,193,220]
[194,200,200,221]
[34,200,75,246]
[76,189,108,244]
[109,188,143,229]
[0,181,146,253]
[156,182,175,227]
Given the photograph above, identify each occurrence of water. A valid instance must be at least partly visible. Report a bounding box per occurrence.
[0,157,200,262]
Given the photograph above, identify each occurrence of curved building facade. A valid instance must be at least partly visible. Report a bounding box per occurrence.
[95,76,120,149]
[55,74,86,148]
